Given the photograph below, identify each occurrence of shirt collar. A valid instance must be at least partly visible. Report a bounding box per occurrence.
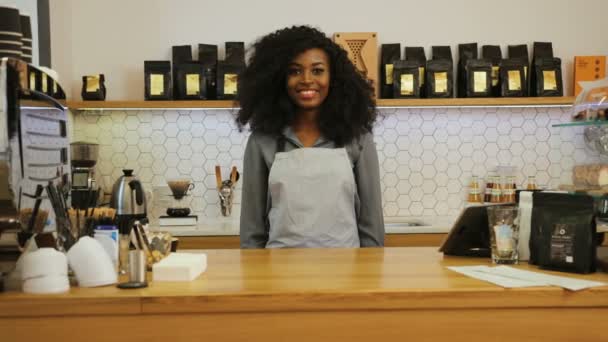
[281,126,329,147]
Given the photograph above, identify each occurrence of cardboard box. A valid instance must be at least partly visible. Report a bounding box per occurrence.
[574,56,606,96]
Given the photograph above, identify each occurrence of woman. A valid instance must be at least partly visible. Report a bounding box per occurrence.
[237,25,384,248]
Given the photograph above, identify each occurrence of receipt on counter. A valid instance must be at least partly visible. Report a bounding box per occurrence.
[447,265,607,291]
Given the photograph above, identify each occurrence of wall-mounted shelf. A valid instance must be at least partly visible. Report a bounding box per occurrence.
[66,97,575,111]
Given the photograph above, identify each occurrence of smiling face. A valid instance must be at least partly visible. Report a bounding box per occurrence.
[286,48,330,114]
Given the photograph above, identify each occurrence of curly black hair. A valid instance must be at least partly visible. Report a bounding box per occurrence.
[236,25,377,146]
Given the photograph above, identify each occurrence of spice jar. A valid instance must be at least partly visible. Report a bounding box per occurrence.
[468,176,482,203]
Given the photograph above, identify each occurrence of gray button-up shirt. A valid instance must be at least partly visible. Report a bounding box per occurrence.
[239,127,385,248]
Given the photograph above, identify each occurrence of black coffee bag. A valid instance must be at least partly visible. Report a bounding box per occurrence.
[499,59,526,97]
[217,61,243,100]
[144,61,172,100]
[81,74,106,101]
[530,42,556,97]
[425,60,453,98]
[392,60,420,98]
[508,44,530,96]
[432,46,453,61]
[225,42,245,65]
[482,45,502,97]
[175,62,206,100]
[530,192,596,274]
[458,43,478,97]
[380,44,401,98]
[198,44,218,100]
[405,47,427,97]
[532,58,563,97]
[465,59,492,97]
[172,45,192,99]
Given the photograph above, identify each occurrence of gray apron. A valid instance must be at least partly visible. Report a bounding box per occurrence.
[266,147,360,248]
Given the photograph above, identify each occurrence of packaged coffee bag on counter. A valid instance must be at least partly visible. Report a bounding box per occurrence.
[458,43,478,97]
[532,58,563,97]
[499,59,526,97]
[425,60,453,98]
[198,44,218,100]
[508,44,530,96]
[380,44,401,98]
[175,62,206,100]
[482,45,502,97]
[530,192,596,274]
[217,61,243,100]
[225,42,245,65]
[405,47,427,97]
[172,45,193,99]
[81,74,106,101]
[465,59,492,97]
[530,42,556,97]
[392,60,420,98]
[144,61,172,100]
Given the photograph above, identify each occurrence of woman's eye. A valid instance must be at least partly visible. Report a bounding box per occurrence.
[312,68,325,75]
[288,68,301,75]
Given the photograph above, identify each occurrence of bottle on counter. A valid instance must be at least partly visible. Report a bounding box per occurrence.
[468,175,483,203]
[526,176,537,190]
[503,176,516,203]
[484,175,494,203]
[490,175,502,203]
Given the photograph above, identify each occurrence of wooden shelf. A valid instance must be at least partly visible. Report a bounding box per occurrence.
[66,97,575,110]
[67,100,238,110]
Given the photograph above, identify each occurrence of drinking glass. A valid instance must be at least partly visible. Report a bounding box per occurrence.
[487,206,520,264]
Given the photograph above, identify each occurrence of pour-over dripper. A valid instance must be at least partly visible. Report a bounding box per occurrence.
[166,179,194,200]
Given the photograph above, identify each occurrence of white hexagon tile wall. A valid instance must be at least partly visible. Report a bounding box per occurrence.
[71,106,598,226]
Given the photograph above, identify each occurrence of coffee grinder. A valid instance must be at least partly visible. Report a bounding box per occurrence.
[70,142,100,209]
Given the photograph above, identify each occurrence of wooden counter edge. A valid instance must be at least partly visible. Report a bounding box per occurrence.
[0,296,141,318]
[140,286,608,314]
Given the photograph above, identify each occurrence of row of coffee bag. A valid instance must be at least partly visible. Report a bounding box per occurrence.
[380,42,563,99]
[143,42,245,100]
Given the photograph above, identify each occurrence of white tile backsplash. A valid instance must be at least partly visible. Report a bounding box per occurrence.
[72,106,599,226]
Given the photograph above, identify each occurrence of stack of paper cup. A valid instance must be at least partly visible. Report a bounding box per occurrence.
[67,236,117,287]
[21,248,70,294]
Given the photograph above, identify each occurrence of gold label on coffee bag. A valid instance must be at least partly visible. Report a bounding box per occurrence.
[29,72,36,90]
[524,66,528,78]
[186,74,200,95]
[385,64,394,85]
[507,70,521,91]
[400,74,414,95]
[86,76,100,92]
[473,71,487,93]
[224,73,238,95]
[543,70,557,90]
[419,67,425,85]
[491,66,499,86]
[41,73,48,93]
[434,72,447,93]
[150,74,164,96]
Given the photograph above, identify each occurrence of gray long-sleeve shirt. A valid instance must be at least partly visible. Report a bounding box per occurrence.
[239,127,385,248]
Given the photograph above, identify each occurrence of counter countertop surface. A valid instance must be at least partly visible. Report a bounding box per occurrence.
[158,219,451,236]
[2,247,608,318]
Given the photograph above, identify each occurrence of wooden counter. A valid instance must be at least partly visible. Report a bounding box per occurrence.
[2,247,608,341]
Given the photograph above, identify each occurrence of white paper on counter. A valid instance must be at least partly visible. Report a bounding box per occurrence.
[447,265,607,291]
[447,266,548,288]
[491,266,607,291]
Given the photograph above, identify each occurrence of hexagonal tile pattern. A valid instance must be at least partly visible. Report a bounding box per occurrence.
[77,107,598,223]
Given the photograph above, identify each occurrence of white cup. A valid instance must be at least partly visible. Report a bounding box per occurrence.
[67,236,117,287]
[23,275,70,294]
[21,248,68,280]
